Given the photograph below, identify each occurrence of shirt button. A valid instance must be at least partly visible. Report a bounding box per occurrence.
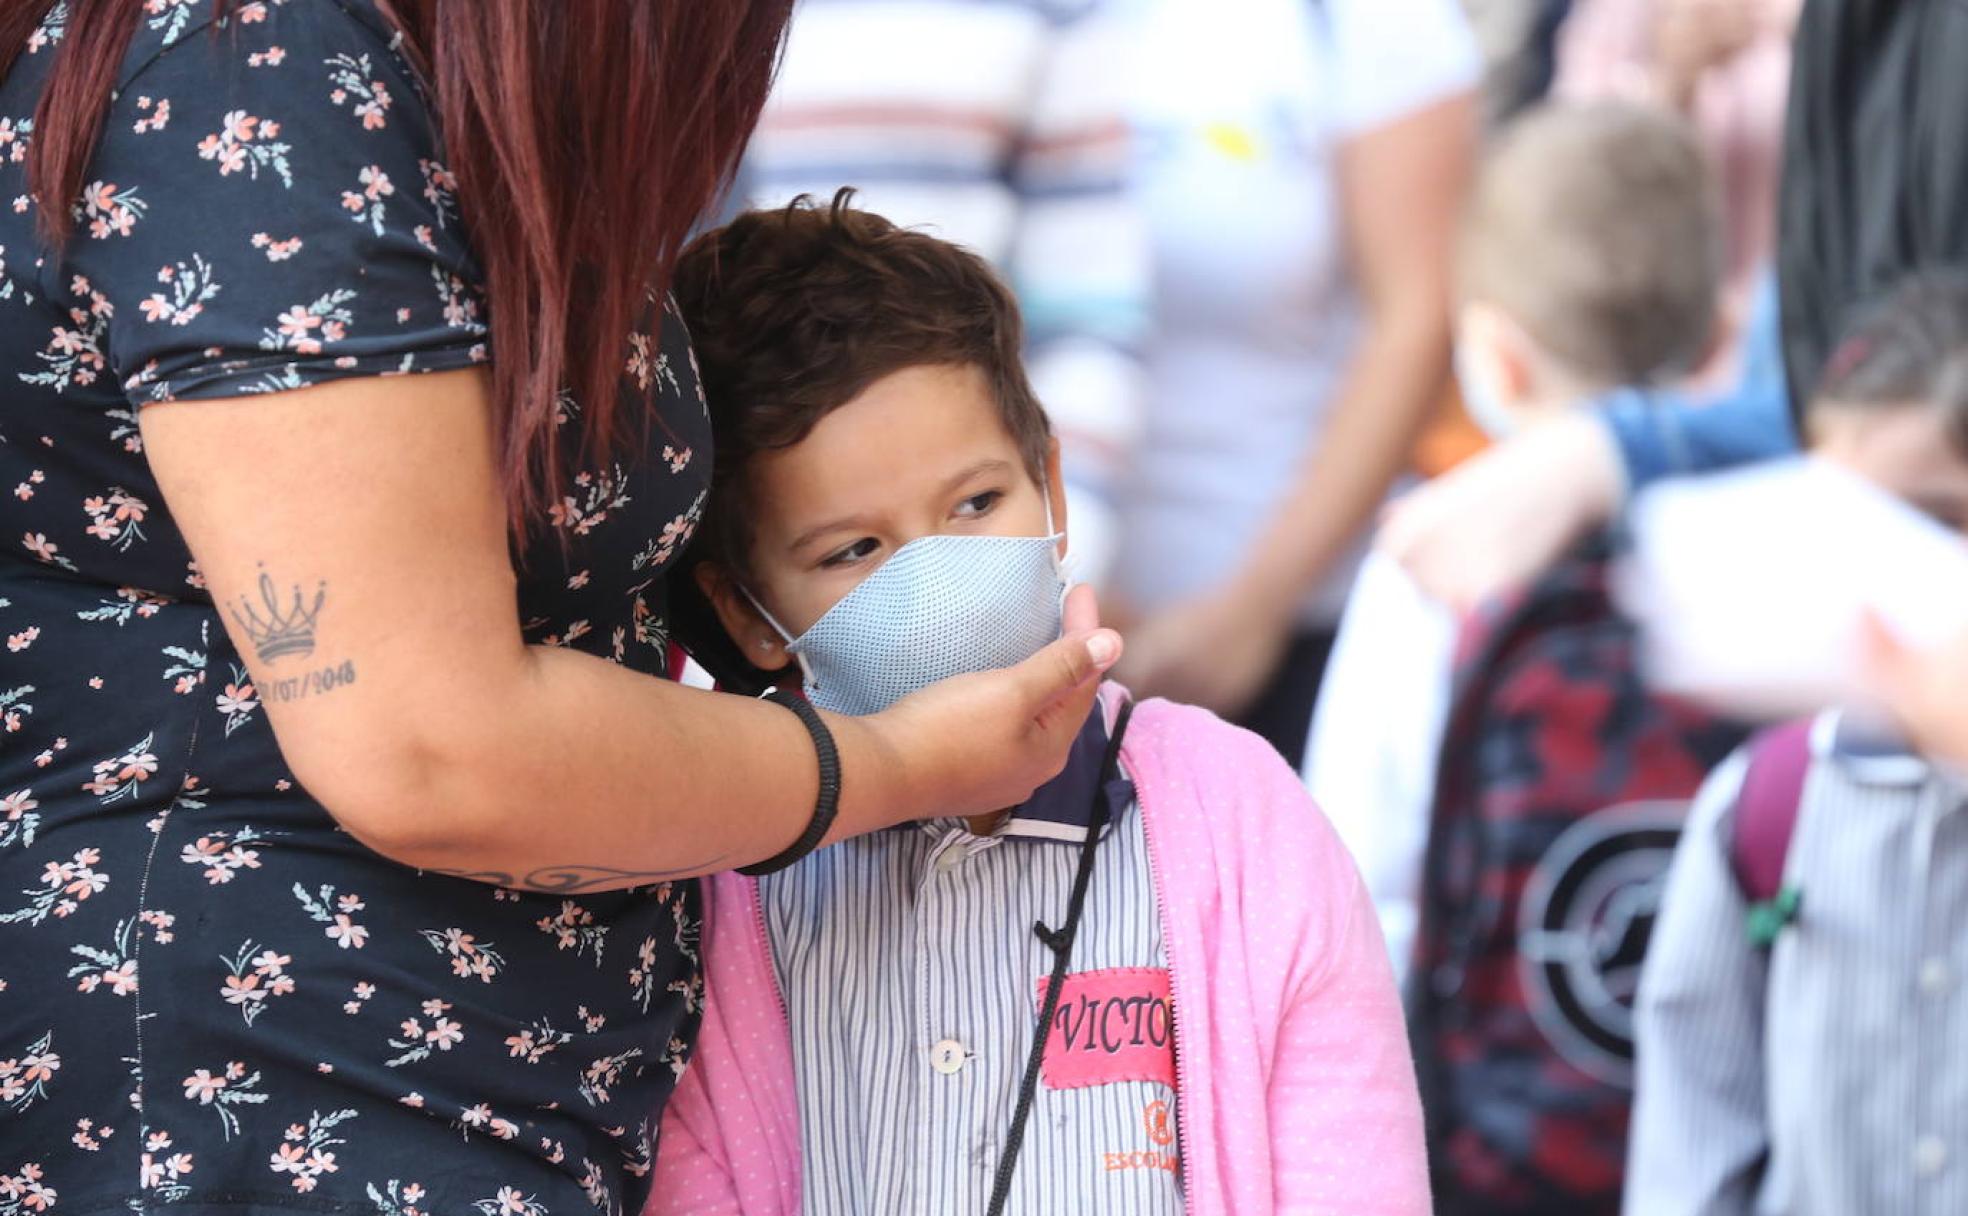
[935,847,966,874]
[930,1039,967,1076]
[1915,1136,1948,1177]
[1921,958,1951,995]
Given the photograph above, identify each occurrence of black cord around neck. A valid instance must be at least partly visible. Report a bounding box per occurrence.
[984,699,1133,1216]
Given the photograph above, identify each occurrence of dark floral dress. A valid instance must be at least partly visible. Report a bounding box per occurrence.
[0,4,711,1216]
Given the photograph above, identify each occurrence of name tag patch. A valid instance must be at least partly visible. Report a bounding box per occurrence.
[1034,967,1176,1090]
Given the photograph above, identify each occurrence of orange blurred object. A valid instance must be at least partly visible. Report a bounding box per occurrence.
[1413,379,1491,477]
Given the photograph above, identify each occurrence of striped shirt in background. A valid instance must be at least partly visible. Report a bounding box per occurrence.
[1628,711,1968,1216]
[739,0,1148,588]
[757,712,1184,1215]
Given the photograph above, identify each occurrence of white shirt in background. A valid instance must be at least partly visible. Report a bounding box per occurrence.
[1115,0,1478,624]
[1304,550,1459,981]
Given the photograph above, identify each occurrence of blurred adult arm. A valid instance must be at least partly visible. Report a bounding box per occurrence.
[1863,614,1968,769]
[142,369,1121,892]
[1118,85,1477,714]
[1625,752,1770,1216]
[1384,275,1796,612]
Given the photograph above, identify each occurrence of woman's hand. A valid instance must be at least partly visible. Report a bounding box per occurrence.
[1111,586,1291,719]
[868,583,1123,821]
[1378,413,1622,614]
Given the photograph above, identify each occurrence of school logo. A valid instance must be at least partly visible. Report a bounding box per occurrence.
[1516,800,1687,1088]
[1143,1100,1173,1147]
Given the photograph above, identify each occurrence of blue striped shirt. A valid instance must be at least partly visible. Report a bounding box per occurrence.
[1629,711,1968,1215]
[757,714,1185,1214]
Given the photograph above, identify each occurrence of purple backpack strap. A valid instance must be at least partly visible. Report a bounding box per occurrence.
[1729,719,1814,905]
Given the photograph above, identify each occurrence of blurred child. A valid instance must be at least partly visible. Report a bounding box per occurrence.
[1628,271,1968,1216]
[1310,100,1723,979]
[647,193,1426,1216]
[1308,102,1747,1216]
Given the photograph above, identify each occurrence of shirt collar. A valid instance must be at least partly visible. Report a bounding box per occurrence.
[1817,709,1968,799]
[916,707,1133,845]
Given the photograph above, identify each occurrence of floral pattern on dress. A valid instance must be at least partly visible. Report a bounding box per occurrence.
[0,4,710,1216]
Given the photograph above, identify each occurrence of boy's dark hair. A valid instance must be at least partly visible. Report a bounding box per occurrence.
[1460,101,1722,388]
[673,189,1052,578]
[1812,269,1968,460]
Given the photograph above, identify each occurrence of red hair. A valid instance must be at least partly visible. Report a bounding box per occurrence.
[0,0,792,528]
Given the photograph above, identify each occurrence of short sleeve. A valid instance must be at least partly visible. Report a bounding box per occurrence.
[1326,0,1481,137]
[56,0,487,406]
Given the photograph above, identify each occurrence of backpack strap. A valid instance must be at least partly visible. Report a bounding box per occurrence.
[1729,718,1813,945]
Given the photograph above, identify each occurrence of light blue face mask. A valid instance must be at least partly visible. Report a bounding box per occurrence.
[1455,342,1523,442]
[746,497,1067,717]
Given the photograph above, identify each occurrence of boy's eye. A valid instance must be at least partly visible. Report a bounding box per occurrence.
[954,490,1002,518]
[819,538,880,569]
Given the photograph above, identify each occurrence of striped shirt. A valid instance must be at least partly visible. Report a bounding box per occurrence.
[757,713,1184,1215]
[738,0,1147,586]
[1628,711,1968,1216]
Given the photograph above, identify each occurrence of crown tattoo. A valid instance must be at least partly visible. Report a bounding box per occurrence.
[230,570,327,663]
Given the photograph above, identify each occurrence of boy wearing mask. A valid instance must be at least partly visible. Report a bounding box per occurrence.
[1307,100,1724,978]
[645,193,1428,1215]
[1628,271,1968,1216]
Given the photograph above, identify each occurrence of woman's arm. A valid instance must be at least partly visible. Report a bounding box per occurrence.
[1380,337,1796,614]
[1116,92,1474,715]
[141,369,1120,891]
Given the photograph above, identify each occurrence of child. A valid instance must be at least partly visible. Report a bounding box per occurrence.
[1309,100,1724,976]
[1626,271,1968,1216]
[646,193,1427,1215]
[1305,102,1746,1215]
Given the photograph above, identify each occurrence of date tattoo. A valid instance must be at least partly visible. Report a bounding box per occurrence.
[228,566,358,703]
[261,659,359,704]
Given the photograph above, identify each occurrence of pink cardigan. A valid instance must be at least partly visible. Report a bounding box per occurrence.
[646,691,1429,1215]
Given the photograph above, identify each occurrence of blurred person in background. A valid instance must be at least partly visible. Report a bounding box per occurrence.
[1327,102,1745,1216]
[1866,620,1968,768]
[1464,0,1577,125]
[1380,0,1968,619]
[1308,100,1723,986]
[736,0,1147,589]
[1558,0,1799,360]
[1110,0,1479,766]
[1628,270,1968,1216]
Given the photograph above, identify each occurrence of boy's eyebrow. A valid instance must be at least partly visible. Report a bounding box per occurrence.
[784,458,1017,555]
[787,513,876,557]
[938,457,1015,496]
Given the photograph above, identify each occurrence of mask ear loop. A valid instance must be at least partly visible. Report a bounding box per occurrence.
[1040,478,1075,607]
[739,585,817,688]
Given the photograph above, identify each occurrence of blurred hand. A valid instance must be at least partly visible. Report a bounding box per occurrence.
[1654,0,1762,108]
[1379,413,1622,614]
[1111,585,1291,719]
[1861,612,1968,767]
[869,582,1124,822]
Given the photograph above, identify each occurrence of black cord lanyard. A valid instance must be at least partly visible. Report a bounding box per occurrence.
[984,699,1134,1216]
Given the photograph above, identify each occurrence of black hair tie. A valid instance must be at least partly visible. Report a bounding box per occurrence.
[739,689,842,877]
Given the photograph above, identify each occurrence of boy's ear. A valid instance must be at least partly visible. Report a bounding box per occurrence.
[1044,437,1069,556]
[694,561,794,674]
[1459,300,1538,406]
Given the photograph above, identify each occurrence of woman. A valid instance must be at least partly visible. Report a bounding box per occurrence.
[1110,0,1478,766]
[0,3,1119,1214]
